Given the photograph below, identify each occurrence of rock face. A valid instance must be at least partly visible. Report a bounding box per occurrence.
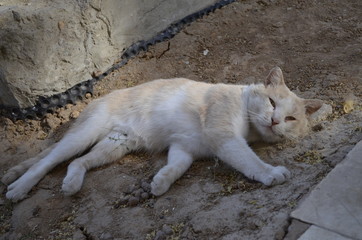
[0,0,218,108]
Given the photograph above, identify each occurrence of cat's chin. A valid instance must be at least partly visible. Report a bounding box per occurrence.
[258,125,284,143]
[263,135,283,143]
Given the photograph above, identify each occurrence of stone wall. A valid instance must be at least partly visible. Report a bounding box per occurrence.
[0,0,219,108]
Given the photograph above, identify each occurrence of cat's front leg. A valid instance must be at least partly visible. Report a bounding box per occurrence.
[151,144,193,196]
[216,137,291,186]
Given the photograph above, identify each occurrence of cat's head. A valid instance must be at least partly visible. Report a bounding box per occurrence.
[248,67,323,143]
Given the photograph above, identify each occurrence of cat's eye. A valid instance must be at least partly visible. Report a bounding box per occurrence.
[285,116,296,121]
[269,98,276,109]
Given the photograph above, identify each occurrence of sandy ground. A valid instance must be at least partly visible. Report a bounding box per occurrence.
[1,0,361,239]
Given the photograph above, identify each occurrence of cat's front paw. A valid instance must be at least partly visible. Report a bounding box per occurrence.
[261,166,291,186]
[151,175,171,196]
[62,164,86,196]
[62,174,84,196]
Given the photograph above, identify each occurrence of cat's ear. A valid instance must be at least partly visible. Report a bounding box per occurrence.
[304,99,324,115]
[265,66,285,87]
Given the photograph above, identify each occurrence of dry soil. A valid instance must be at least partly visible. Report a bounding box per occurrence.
[0,0,361,239]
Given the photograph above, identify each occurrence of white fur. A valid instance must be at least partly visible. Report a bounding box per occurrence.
[2,67,322,201]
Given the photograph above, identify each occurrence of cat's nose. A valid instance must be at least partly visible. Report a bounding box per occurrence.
[271,118,280,126]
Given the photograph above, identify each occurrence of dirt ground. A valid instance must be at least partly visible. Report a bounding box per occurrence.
[1,0,361,239]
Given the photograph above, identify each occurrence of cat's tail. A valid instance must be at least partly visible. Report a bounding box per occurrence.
[2,99,112,186]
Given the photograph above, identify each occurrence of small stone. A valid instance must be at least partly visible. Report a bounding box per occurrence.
[65,104,73,109]
[4,118,14,126]
[70,111,80,119]
[43,116,61,129]
[92,70,102,78]
[133,189,143,198]
[36,130,48,140]
[161,225,173,235]
[12,11,21,22]
[72,229,86,240]
[124,185,136,194]
[100,232,113,240]
[246,222,259,230]
[140,192,149,200]
[147,198,155,208]
[119,196,130,205]
[16,125,24,133]
[128,196,139,206]
[141,181,151,192]
[181,227,191,238]
[58,21,65,31]
[85,93,92,99]
[312,123,323,132]
[275,228,286,240]
[154,230,166,240]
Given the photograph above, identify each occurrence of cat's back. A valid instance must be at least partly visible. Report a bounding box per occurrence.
[105,78,211,113]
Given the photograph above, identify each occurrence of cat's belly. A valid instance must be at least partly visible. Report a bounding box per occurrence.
[128,114,210,157]
[142,125,211,156]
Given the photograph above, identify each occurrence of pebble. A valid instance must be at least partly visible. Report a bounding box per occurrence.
[147,199,155,208]
[133,189,143,198]
[124,185,136,194]
[12,11,21,22]
[43,116,61,129]
[141,181,151,192]
[72,229,86,240]
[118,196,129,205]
[128,196,140,206]
[92,70,102,78]
[181,227,191,238]
[162,225,173,235]
[36,130,48,140]
[100,232,113,240]
[58,21,65,31]
[85,93,92,99]
[16,125,24,133]
[140,192,149,200]
[70,111,80,119]
[120,180,153,207]
[154,230,166,240]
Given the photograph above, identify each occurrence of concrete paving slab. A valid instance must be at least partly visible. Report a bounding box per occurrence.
[284,219,311,240]
[299,226,353,240]
[291,140,362,240]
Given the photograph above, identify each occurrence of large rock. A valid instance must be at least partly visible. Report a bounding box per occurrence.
[0,0,219,108]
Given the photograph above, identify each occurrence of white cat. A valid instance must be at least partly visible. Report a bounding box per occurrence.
[2,67,322,201]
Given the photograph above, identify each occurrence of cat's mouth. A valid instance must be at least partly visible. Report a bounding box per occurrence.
[266,125,284,138]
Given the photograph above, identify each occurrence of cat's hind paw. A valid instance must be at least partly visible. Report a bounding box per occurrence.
[2,167,25,185]
[261,166,291,186]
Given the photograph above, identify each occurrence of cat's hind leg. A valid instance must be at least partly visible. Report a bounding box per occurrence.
[2,144,57,185]
[62,129,138,196]
[5,103,111,201]
[151,144,193,196]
